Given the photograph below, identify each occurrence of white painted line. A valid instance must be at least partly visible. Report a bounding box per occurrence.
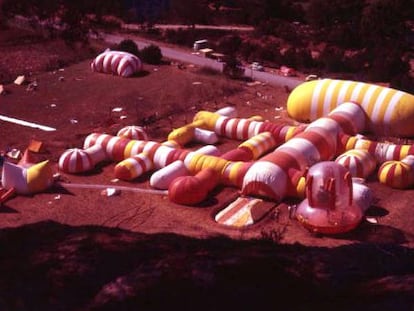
[0,114,56,131]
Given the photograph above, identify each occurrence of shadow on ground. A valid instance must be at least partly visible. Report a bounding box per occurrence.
[0,221,413,311]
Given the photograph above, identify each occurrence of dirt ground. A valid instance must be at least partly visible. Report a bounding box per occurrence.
[1,28,414,310]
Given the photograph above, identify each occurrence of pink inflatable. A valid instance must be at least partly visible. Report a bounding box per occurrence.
[91,50,142,77]
[295,161,366,234]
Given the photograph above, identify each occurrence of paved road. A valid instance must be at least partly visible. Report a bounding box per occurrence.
[122,23,254,32]
[103,33,303,90]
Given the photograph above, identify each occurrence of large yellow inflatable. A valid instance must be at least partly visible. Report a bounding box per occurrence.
[287,79,414,137]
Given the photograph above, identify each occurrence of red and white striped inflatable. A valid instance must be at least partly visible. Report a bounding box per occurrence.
[58,145,107,174]
[117,126,148,140]
[91,50,142,77]
[58,148,94,174]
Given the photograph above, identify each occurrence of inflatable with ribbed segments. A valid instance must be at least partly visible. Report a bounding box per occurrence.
[56,79,414,234]
[91,50,142,77]
[287,79,414,137]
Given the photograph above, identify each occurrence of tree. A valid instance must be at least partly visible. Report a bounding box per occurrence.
[366,46,409,82]
[390,73,414,93]
[217,35,242,55]
[168,0,207,26]
[140,44,163,64]
[360,0,409,48]
[223,57,244,79]
[319,46,345,72]
[117,39,140,56]
[306,0,363,28]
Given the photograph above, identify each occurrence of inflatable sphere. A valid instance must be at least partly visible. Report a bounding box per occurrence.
[91,50,142,77]
[295,161,364,234]
[117,125,148,140]
[287,79,414,137]
[59,148,94,174]
[378,156,414,189]
[335,149,377,179]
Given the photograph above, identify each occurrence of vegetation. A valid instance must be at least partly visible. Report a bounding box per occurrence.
[117,39,140,56]
[2,0,414,89]
[140,44,163,64]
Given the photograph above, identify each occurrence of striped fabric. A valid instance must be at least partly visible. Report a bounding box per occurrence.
[58,148,94,174]
[238,132,277,159]
[117,126,148,140]
[378,156,414,189]
[114,153,153,180]
[241,103,354,201]
[91,50,142,77]
[287,79,414,137]
[341,134,414,162]
[335,149,377,179]
[215,197,263,227]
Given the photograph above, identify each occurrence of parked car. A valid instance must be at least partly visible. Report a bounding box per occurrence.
[280,65,296,77]
[251,62,264,71]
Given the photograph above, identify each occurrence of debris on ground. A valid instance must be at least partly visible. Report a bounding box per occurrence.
[14,75,26,85]
[26,81,38,91]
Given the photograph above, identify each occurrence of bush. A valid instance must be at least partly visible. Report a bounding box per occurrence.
[367,47,409,82]
[217,35,242,56]
[140,44,163,65]
[390,73,414,93]
[117,39,139,56]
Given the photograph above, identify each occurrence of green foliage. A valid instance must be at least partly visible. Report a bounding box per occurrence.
[117,39,140,56]
[140,44,163,64]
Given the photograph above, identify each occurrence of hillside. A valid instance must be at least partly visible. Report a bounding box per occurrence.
[1,17,414,311]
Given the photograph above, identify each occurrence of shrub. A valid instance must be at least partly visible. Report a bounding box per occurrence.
[140,44,163,65]
[117,39,139,56]
[197,66,220,76]
[390,73,414,93]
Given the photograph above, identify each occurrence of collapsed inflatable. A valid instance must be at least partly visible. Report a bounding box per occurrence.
[2,150,54,195]
[91,50,142,77]
[57,79,414,234]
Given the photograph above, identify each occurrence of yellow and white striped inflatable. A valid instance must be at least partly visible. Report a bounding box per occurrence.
[287,79,414,137]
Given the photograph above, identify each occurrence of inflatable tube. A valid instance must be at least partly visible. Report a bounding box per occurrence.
[168,168,219,205]
[58,145,108,174]
[150,160,189,190]
[287,79,414,137]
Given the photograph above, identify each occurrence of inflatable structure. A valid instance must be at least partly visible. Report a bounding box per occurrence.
[57,79,414,234]
[287,79,414,137]
[91,50,142,77]
[2,158,54,195]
